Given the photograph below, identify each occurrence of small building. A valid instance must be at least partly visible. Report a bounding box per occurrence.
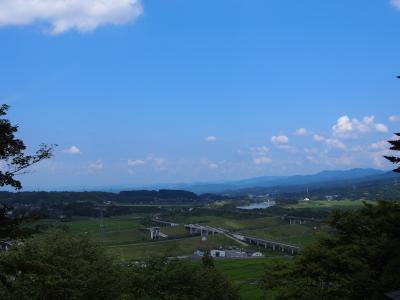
[194,250,205,257]
[225,250,248,258]
[210,250,226,258]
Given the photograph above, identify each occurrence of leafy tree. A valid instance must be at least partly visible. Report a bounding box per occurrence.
[261,201,400,300]
[0,104,54,239]
[0,230,121,300]
[0,104,54,190]
[0,205,39,239]
[202,249,215,268]
[120,256,240,300]
[384,133,400,173]
[0,230,240,300]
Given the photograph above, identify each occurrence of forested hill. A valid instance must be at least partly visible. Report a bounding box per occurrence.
[0,189,200,205]
[119,189,198,201]
[231,171,400,201]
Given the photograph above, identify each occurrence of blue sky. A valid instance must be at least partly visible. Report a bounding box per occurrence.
[0,0,400,189]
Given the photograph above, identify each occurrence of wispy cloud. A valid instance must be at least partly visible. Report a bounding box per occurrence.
[391,0,400,9]
[87,160,103,172]
[325,138,346,149]
[250,146,270,156]
[209,163,219,169]
[0,0,143,34]
[63,145,81,154]
[389,115,400,123]
[370,140,387,150]
[253,156,272,165]
[127,159,145,167]
[147,155,167,170]
[294,128,309,136]
[205,136,217,142]
[313,134,325,142]
[271,135,289,145]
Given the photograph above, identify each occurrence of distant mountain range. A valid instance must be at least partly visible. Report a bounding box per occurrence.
[228,170,400,198]
[23,168,399,198]
[140,168,389,194]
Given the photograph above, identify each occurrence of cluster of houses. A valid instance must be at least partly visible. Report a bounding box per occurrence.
[194,247,263,259]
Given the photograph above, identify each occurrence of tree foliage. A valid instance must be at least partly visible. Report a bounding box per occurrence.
[121,257,239,300]
[0,230,121,300]
[0,230,239,300]
[384,132,400,173]
[0,205,40,240]
[0,104,54,190]
[201,249,215,268]
[261,201,400,300]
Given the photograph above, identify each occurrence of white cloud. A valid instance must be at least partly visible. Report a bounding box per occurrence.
[313,134,325,142]
[391,0,400,9]
[154,157,166,169]
[375,123,388,133]
[205,136,217,142]
[332,115,388,138]
[294,128,308,136]
[88,160,103,171]
[271,135,289,145]
[370,140,387,150]
[209,163,219,169]
[127,159,145,167]
[332,116,353,137]
[250,146,270,156]
[325,138,346,149]
[0,0,143,34]
[389,115,400,123]
[253,156,272,165]
[63,145,81,154]
[147,155,167,170]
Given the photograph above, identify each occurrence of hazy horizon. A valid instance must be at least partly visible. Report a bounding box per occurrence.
[16,167,390,192]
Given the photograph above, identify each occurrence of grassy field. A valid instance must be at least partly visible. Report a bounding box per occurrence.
[106,234,243,260]
[241,223,328,247]
[35,215,151,244]
[160,225,191,238]
[213,258,273,300]
[36,212,328,252]
[60,214,144,233]
[110,203,200,208]
[284,199,375,209]
[173,215,284,231]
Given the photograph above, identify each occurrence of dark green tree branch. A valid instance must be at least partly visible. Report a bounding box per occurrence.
[0,104,55,190]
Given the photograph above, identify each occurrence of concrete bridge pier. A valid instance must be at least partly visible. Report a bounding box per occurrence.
[150,227,160,240]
